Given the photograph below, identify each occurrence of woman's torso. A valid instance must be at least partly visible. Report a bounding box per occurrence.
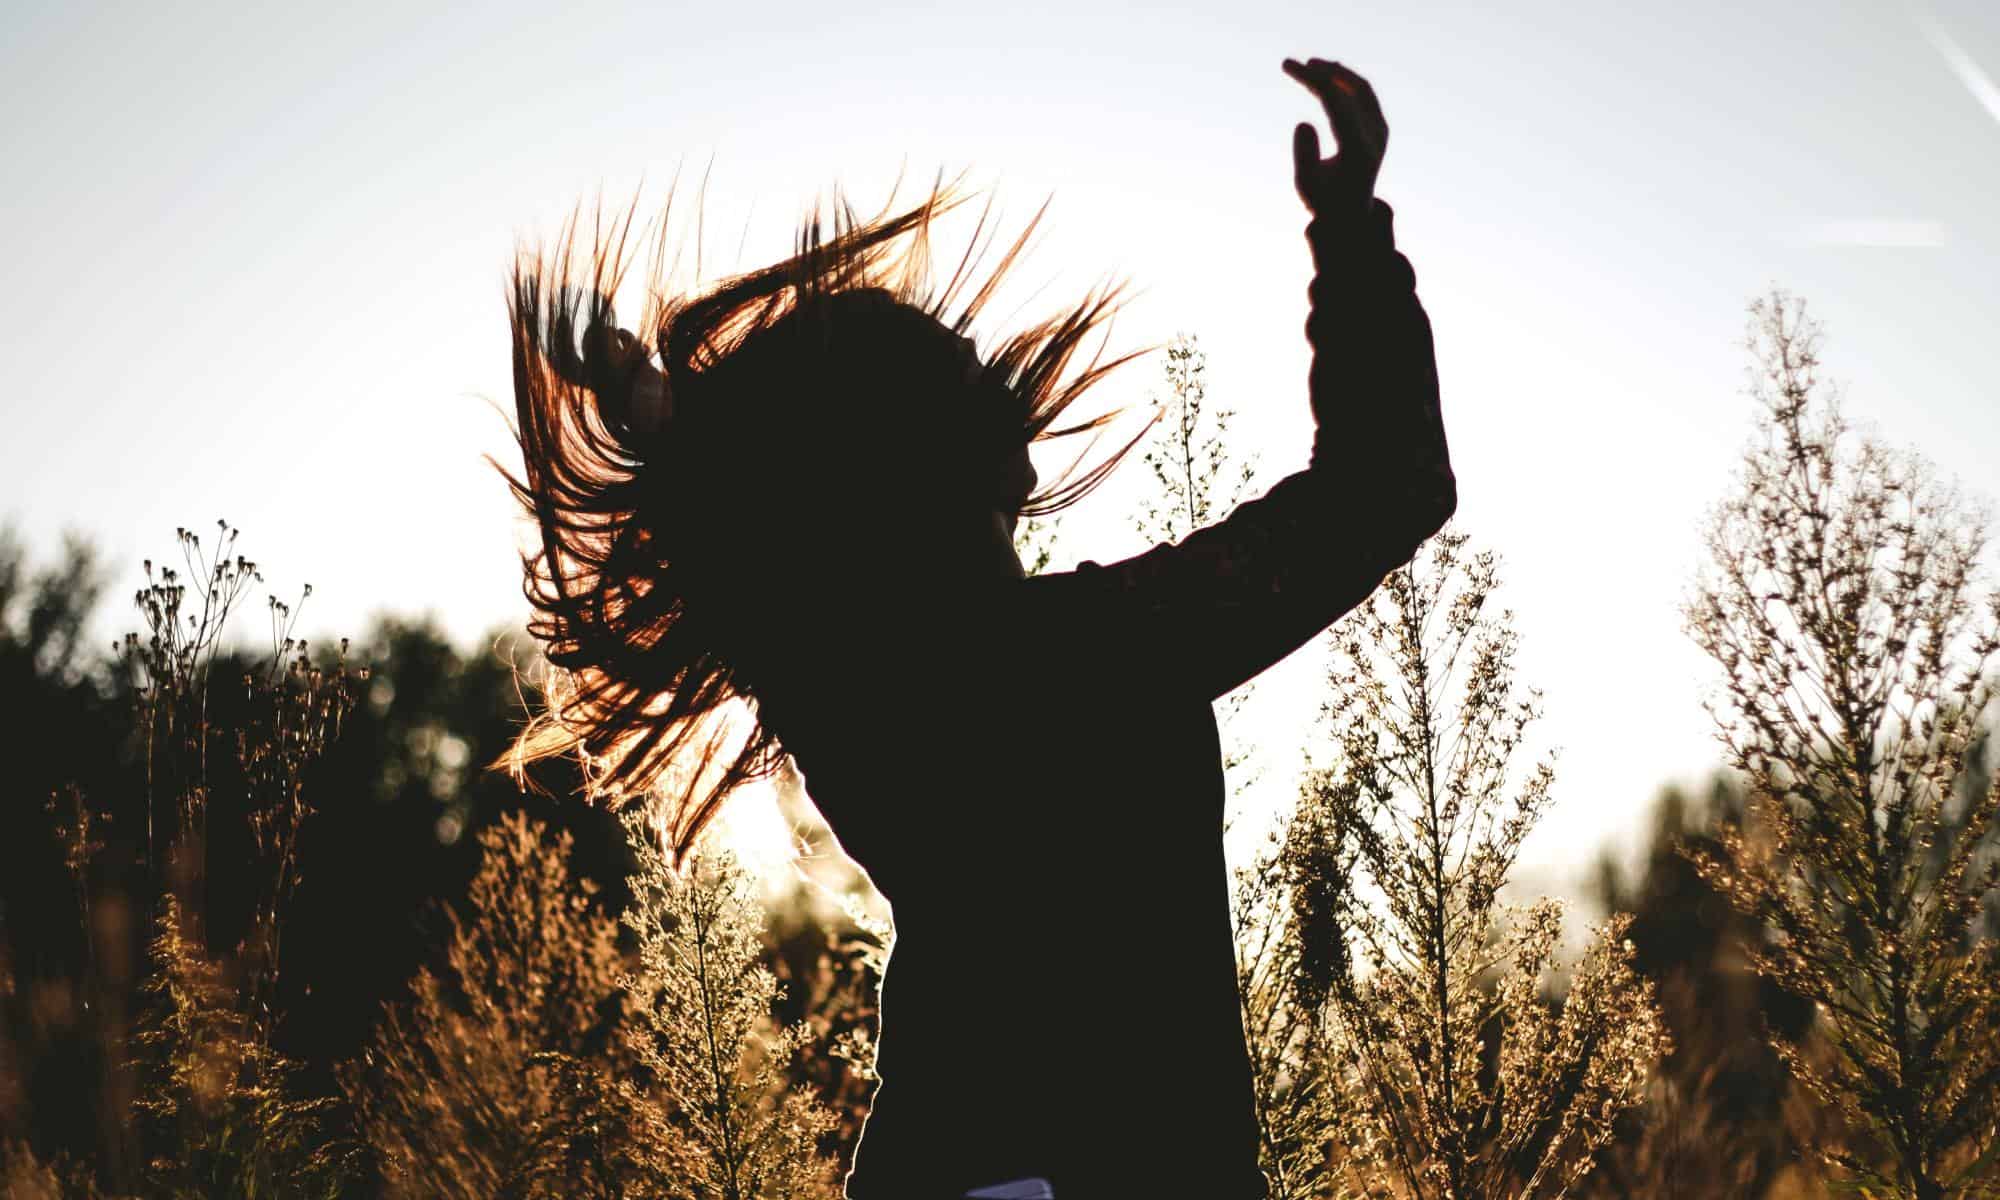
[767,579,1268,1200]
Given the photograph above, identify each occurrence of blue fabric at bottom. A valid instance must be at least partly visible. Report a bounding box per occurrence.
[963,1178,1055,1199]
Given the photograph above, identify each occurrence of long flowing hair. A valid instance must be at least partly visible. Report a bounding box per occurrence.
[499,175,1152,864]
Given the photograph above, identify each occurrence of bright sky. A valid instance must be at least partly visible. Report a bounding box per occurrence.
[5,0,1998,895]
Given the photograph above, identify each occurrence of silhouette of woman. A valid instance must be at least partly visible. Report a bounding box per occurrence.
[504,58,1453,1200]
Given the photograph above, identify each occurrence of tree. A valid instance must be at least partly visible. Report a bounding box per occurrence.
[1295,529,1668,1199]
[1685,289,2000,1198]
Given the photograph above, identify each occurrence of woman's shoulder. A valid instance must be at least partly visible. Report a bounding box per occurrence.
[1002,560,1210,708]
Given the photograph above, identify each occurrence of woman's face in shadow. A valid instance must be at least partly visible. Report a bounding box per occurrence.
[950,332,1038,580]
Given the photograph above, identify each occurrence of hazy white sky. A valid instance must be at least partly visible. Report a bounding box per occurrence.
[4,0,1997,891]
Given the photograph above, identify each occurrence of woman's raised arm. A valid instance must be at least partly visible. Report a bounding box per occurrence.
[1028,59,1456,703]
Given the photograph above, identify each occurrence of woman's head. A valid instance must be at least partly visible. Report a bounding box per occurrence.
[500,180,1150,863]
[674,285,1035,574]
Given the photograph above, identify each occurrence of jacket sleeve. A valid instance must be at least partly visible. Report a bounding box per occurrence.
[1028,197,1457,703]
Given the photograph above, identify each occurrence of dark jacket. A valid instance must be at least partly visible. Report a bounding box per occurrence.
[765,196,1455,1200]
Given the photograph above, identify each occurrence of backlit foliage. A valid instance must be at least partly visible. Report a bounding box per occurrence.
[0,524,365,1196]
[1133,333,1259,546]
[1291,529,1669,1199]
[620,814,840,1200]
[122,525,363,1196]
[132,893,357,1198]
[341,810,629,1198]
[1232,813,1364,1199]
[121,522,363,1012]
[1686,290,2000,1199]
[1013,512,1065,578]
[1134,333,1265,781]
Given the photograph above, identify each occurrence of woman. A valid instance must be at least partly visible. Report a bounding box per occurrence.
[504,57,1453,1200]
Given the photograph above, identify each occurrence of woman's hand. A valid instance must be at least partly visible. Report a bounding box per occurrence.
[1283,58,1388,218]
